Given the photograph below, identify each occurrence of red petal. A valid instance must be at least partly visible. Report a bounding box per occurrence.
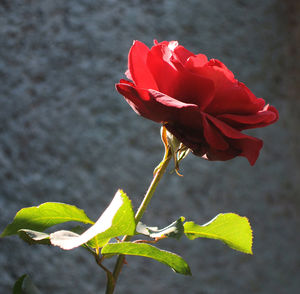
[147,43,215,109]
[185,54,208,68]
[128,41,158,90]
[186,57,265,115]
[116,82,198,123]
[206,115,263,165]
[164,123,207,157]
[119,79,135,87]
[173,45,195,64]
[173,70,215,110]
[147,43,179,96]
[217,104,279,130]
[202,115,229,150]
[206,59,235,80]
[202,147,241,162]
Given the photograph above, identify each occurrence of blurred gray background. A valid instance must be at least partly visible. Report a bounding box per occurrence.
[0,0,299,293]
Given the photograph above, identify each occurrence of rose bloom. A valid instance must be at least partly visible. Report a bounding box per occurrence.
[116,40,278,165]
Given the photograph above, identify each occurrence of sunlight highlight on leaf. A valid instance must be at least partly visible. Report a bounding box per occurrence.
[50,189,135,250]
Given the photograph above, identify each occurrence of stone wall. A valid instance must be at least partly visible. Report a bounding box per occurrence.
[0,0,299,293]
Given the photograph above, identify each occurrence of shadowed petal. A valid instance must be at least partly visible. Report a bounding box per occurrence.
[206,115,263,165]
[186,57,265,115]
[201,115,229,150]
[217,104,279,130]
[116,82,199,123]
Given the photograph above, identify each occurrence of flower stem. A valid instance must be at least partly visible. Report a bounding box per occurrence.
[134,147,172,224]
[105,128,172,294]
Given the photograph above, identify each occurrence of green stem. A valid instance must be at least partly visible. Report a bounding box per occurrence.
[95,256,115,294]
[134,148,172,224]
[105,140,172,294]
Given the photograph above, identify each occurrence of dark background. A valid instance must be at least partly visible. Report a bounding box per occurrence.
[0,0,299,293]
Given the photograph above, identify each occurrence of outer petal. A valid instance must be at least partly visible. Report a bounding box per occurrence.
[166,112,263,165]
[128,41,158,90]
[165,122,207,157]
[206,115,263,165]
[201,115,229,151]
[119,79,135,87]
[217,104,279,130]
[116,82,199,123]
[186,57,265,115]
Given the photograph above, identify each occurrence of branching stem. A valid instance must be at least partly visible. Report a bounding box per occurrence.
[105,127,172,294]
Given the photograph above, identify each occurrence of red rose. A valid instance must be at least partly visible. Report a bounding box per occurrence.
[116,40,278,165]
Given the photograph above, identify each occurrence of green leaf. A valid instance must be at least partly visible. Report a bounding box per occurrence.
[86,235,111,249]
[68,225,109,249]
[136,217,185,239]
[184,213,253,254]
[48,229,110,250]
[13,275,27,294]
[101,242,191,275]
[13,274,41,294]
[17,228,102,252]
[1,202,93,237]
[50,189,135,250]
[18,229,50,245]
